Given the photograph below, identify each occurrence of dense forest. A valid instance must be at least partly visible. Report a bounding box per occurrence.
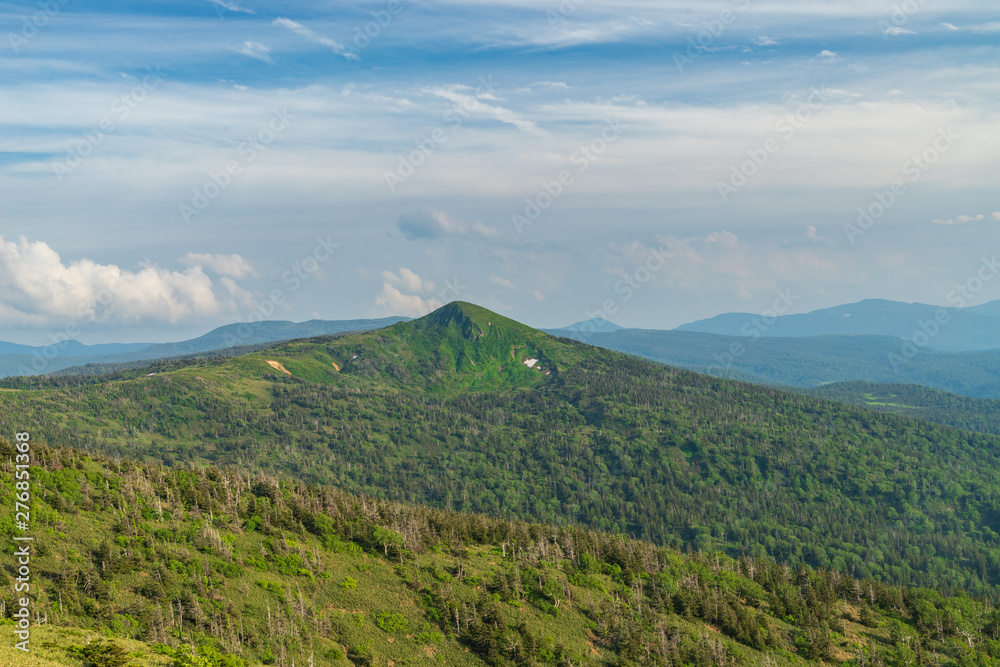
[5,439,1000,666]
[805,382,1000,437]
[2,303,1000,603]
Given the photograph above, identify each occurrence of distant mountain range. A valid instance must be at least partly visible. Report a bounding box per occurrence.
[676,297,1000,351]
[549,328,1000,399]
[0,317,409,378]
[6,297,1000,395]
[0,340,151,357]
[543,298,1000,399]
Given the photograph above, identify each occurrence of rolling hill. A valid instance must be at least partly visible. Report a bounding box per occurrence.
[5,302,1000,604]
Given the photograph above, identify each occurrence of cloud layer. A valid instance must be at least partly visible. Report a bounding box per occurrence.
[2,0,999,338]
[0,237,251,328]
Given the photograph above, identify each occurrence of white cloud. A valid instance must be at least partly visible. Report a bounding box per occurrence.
[208,0,254,15]
[532,81,570,90]
[705,231,739,247]
[489,273,515,289]
[426,84,547,137]
[533,290,546,301]
[485,20,655,50]
[817,50,837,58]
[396,208,498,240]
[784,225,832,248]
[374,284,441,317]
[272,18,360,60]
[883,27,916,36]
[940,23,960,31]
[0,237,238,327]
[181,253,255,279]
[375,267,445,317]
[238,41,272,63]
[993,212,1000,221]
[382,267,432,293]
[472,222,500,238]
[972,22,1000,33]
[932,213,985,225]
[756,36,779,46]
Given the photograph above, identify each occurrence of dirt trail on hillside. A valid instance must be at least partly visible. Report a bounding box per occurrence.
[265,360,292,375]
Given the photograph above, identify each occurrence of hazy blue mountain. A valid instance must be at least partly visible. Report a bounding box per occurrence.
[0,340,151,357]
[553,327,1000,399]
[675,298,1000,351]
[130,317,410,359]
[551,318,624,334]
[0,317,409,378]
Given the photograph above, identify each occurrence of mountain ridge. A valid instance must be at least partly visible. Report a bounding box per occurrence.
[675,298,1000,351]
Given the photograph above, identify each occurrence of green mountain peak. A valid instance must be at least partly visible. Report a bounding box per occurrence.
[234,301,574,393]
[403,301,546,342]
[411,301,533,341]
[379,301,566,390]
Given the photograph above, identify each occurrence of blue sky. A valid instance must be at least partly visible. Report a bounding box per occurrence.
[1,0,998,343]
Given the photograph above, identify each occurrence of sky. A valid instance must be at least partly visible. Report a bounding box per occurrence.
[0,0,998,344]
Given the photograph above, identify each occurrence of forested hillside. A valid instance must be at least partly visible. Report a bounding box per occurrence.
[806,382,1000,437]
[3,303,1000,601]
[4,440,1000,667]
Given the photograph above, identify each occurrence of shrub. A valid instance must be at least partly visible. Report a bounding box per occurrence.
[216,562,242,577]
[66,641,132,667]
[374,611,410,633]
[347,644,373,666]
[256,579,284,595]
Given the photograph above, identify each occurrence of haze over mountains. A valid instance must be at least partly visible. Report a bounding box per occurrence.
[675,298,1000,352]
[549,299,1000,400]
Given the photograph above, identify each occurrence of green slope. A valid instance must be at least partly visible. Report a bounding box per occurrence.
[0,318,410,380]
[5,303,1000,600]
[804,381,1000,437]
[4,440,1000,667]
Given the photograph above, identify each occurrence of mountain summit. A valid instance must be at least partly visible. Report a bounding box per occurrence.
[250,301,572,392]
